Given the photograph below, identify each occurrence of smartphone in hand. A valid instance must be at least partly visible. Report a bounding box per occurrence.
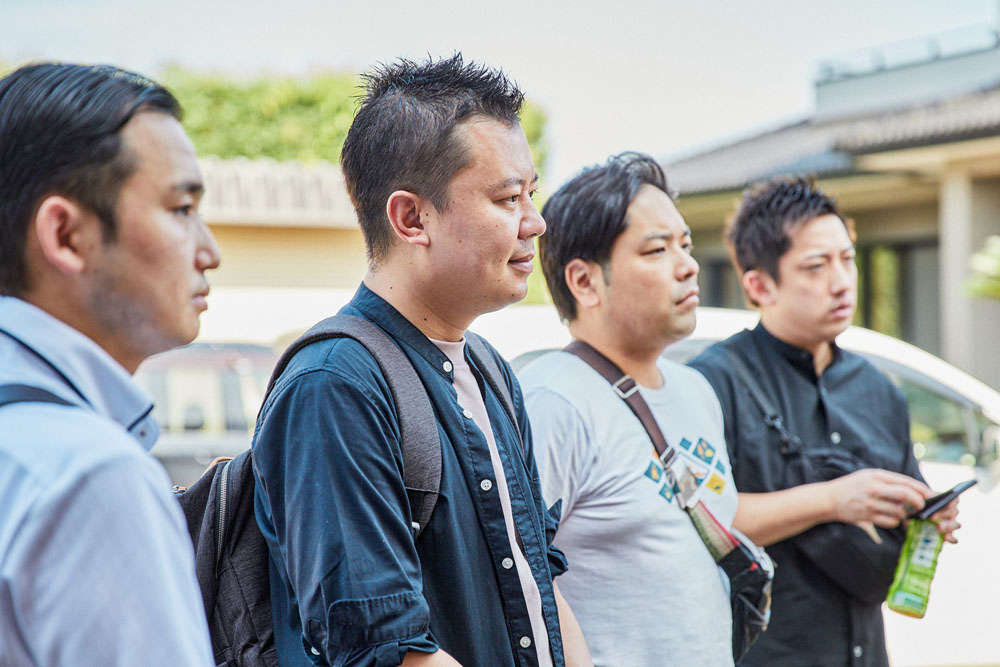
[910,479,977,520]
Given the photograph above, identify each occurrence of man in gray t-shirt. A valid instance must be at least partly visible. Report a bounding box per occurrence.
[520,152,737,666]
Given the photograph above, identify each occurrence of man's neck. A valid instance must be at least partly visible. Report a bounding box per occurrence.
[567,319,664,388]
[364,270,470,342]
[758,317,835,376]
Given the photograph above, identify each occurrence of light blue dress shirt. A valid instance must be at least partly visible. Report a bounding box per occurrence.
[0,296,214,666]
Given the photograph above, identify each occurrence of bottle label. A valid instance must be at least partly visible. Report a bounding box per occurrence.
[886,519,944,618]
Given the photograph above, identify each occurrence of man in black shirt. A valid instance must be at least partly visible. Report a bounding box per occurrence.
[689,176,959,667]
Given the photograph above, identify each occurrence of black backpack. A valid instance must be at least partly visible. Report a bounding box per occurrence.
[175,313,519,667]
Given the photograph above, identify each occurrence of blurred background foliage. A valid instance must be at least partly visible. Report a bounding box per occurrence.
[162,65,550,173]
[162,66,360,163]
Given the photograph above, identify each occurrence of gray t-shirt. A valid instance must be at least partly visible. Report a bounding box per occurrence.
[521,351,738,667]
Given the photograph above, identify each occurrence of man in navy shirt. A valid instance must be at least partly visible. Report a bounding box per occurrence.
[252,54,590,667]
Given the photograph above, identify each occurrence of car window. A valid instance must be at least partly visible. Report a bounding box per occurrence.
[884,370,977,465]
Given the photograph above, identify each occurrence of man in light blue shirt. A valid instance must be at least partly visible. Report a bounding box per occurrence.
[0,63,220,666]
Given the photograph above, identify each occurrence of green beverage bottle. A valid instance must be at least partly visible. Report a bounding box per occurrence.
[887,518,944,618]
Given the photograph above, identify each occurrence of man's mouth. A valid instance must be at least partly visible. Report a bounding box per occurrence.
[509,252,535,273]
[831,301,854,318]
[675,288,700,307]
[192,287,210,311]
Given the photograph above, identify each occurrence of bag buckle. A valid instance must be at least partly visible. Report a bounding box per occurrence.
[612,375,638,399]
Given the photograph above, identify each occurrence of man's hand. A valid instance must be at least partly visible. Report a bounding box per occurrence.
[555,580,593,667]
[825,468,931,528]
[735,468,933,546]
[929,497,961,544]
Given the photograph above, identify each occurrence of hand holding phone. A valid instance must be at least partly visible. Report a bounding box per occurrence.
[910,479,976,520]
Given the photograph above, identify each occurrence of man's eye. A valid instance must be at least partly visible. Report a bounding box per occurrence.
[175,205,194,217]
[508,194,519,203]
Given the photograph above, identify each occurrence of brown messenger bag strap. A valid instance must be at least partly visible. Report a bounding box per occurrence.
[562,340,742,562]
[563,340,675,468]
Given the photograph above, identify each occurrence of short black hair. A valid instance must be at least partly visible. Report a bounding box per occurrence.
[341,53,525,265]
[727,175,849,287]
[0,62,181,295]
[539,152,673,321]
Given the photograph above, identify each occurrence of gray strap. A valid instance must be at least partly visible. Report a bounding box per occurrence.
[0,384,74,408]
[265,314,441,536]
[465,332,523,453]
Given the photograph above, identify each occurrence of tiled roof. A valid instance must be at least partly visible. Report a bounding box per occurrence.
[198,156,356,227]
[666,83,1000,195]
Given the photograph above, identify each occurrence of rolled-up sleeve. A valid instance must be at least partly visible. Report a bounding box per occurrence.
[252,347,438,666]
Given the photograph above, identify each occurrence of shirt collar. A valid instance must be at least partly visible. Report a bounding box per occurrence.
[0,296,160,450]
[751,321,843,377]
[344,283,457,382]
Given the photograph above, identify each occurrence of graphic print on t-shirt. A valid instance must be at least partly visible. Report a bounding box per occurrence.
[643,436,728,504]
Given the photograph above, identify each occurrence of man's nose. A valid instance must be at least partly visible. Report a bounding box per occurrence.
[830,260,851,293]
[676,249,699,281]
[521,199,545,240]
[195,217,221,271]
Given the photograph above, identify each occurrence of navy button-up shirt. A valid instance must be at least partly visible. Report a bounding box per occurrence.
[252,284,567,667]
[690,324,923,667]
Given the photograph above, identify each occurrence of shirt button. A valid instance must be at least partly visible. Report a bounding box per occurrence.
[853,645,863,658]
[443,360,453,373]
[463,408,473,419]
[831,431,842,444]
[502,557,514,569]
[519,636,532,649]
[480,479,493,491]
[311,646,321,655]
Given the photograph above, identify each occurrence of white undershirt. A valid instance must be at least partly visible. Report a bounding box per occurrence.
[430,338,552,667]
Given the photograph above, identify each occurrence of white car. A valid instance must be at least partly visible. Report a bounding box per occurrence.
[472,305,1000,667]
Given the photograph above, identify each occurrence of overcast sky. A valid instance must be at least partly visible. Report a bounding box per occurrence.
[2,0,997,185]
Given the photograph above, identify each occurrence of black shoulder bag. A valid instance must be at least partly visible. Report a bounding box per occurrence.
[565,341,773,663]
[726,351,905,605]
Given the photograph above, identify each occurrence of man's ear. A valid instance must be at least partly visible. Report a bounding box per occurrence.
[565,258,603,311]
[33,196,99,276]
[385,190,430,247]
[742,268,776,307]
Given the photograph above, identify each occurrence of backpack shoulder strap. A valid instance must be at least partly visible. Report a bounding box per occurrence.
[264,314,441,536]
[0,384,75,408]
[465,332,523,452]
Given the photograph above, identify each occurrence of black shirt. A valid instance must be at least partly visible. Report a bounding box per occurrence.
[689,323,922,667]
